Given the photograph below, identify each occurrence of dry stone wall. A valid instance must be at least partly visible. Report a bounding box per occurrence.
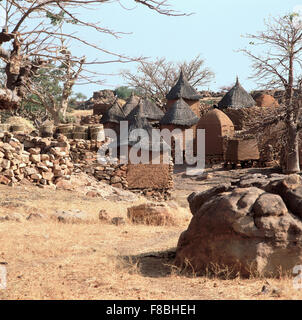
[0,131,173,200]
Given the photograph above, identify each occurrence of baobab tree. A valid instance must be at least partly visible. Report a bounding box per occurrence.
[0,0,186,114]
[241,13,302,173]
[121,55,214,107]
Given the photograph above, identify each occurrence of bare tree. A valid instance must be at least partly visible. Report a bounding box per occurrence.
[0,1,187,111]
[241,13,302,173]
[121,55,214,107]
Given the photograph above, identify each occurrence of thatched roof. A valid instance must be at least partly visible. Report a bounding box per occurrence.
[160,97,200,127]
[126,101,153,134]
[141,98,164,121]
[218,77,255,109]
[100,100,126,124]
[123,92,140,116]
[166,70,202,101]
[120,101,170,151]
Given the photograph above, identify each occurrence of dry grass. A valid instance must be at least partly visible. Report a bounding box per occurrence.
[0,184,302,300]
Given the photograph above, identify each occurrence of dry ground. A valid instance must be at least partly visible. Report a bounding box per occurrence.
[0,167,302,300]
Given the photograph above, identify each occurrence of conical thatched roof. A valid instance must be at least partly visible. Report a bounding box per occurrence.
[123,92,140,116]
[100,100,126,124]
[218,77,255,109]
[120,101,169,151]
[127,100,153,134]
[166,69,202,101]
[141,98,164,121]
[160,97,199,127]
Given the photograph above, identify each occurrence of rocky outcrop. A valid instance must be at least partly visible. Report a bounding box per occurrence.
[175,174,302,277]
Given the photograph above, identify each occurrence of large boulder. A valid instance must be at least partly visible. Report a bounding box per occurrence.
[175,185,302,277]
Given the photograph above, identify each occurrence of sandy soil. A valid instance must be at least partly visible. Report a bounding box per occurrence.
[0,166,301,300]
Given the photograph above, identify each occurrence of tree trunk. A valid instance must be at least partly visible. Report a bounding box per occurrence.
[285,122,300,173]
[60,96,69,122]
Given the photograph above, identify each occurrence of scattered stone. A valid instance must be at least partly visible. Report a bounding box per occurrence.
[111,217,125,226]
[54,209,88,223]
[26,213,45,221]
[98,209,109,222]
[127,203,175,226]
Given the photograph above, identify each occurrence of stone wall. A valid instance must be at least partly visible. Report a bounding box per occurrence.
[0,131,174,200]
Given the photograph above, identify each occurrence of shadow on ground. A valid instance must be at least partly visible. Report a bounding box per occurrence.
[120,249,177,278]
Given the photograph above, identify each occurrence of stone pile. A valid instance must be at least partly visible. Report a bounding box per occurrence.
[0,131,174,200]
[80,114,102,125]
[0,132,73,186]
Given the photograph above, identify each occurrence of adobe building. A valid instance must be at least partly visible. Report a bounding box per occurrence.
[118,101,173,193]
[195,109,234,162]
[92,90,116,115]
[217,77,256,130]
[140,98,164,124]
[100,100,126,136]
[160,97,199,154]
[166,70,202,117]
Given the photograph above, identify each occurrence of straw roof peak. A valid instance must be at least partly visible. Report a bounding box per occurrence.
[218,77,255,109]
[166,69,202,101]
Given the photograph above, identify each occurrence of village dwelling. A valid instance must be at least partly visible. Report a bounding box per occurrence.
[122,91,140,117]
[218,77,255,109]
[100,100,126,136]
[92,90,116,115]
[195,108,234,162]
[125,97,164,127]
[160,97,199,157]
[166,69,202,117]
[217,77,256,130]
[117,101,173,192]
[140,98,164,124]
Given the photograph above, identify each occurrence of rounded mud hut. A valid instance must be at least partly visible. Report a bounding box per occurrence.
[195,109,234,161]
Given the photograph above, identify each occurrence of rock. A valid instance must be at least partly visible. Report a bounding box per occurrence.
[86,191,100,197]
[111,217,125,226]
[0,212,24,222]
[26,213,45,221]
[239,177,269,189]
[265,174,302,219]
[175,186,302,277]
[187,183,232,216]
[54,209,88,223]
[127,203,175,226]
[0,174,10,185]
[253,193,288,217]
[55,179,74,190]
[98,209,109,222]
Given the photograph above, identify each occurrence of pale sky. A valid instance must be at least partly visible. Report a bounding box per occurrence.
[18,1,302,97]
